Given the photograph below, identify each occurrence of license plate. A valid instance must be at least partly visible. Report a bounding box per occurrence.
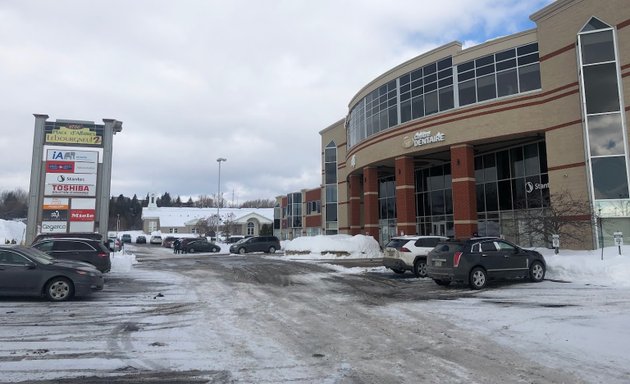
[434,261,442,267]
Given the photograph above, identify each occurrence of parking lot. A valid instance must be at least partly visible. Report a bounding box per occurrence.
[1,244,629,383]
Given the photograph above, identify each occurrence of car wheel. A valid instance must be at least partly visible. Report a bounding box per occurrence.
[238,247,246,254]
[391,268,405,274]
[530,261,545,282]
[469,267,487,290]
[413,259,427,278]
[45,277,74,302]
[268,246,276,254]
[433,279,451,286]
[188,248,195,253]
[212,247,220,253]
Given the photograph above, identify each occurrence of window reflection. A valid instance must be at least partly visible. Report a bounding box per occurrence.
[588,113,624,156]
[592,157,630,199]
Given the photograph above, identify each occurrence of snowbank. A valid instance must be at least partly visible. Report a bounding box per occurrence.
[541,247,630,288]
[283,234,381,259]
[0,219,26,244]
[110,250,138,273]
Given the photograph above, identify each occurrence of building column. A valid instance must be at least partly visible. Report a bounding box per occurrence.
[363,166,379,241]
[451,144,477,238]
[395,156,416,236]
[348,174,362,235]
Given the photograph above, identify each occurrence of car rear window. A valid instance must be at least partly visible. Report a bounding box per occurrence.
[385,239,408,249]
[434,243,463,253]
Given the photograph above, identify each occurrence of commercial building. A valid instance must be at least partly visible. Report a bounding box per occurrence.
[276,0,630,249]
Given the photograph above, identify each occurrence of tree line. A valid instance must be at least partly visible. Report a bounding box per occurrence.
[0,189,275,231]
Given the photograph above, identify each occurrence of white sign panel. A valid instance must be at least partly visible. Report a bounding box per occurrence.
[45,173,96,186]
[69,221,94,233]
[46,149,98,163]
[45,184,96,197]
[71,198,96,209]
[41,221,67,233]
[74,162,98,174]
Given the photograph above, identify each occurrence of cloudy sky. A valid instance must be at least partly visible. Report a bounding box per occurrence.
[0,0,552,204]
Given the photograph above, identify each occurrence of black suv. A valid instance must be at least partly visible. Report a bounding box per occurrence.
[229,236,280,254]
[426,238,546,289]
[31,238,112,273]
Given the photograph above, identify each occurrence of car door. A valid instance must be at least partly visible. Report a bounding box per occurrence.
[478,240,509,278]
[52,240,93,264]
[0,250,41,295]
[495,240,530,277]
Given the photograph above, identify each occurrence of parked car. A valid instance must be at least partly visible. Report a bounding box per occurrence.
[136,235,146,244]
[107,237,121,252]
[31,238,112,273]
[0,245,104,301]
[121,234,132,243]
[229,236,280,254]
[226,235,246,244]
[426,238,546,289]
[162,236,177,248]
[383,235,448,277]
[32,232,104,245]
[150,235,162,245]
[181,239,221,253]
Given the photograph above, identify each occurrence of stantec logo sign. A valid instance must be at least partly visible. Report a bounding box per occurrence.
[525,181,549,194]
[45,173,96,186]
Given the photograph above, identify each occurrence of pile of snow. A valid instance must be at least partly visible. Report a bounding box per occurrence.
[283,234,382,259]
[0,219,26,244]
[542,247,630,288]
[110,249,138,273]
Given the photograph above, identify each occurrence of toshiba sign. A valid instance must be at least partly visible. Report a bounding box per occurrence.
[44,184,95,197]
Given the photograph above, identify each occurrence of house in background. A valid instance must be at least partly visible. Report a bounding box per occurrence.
[141,194,273,236]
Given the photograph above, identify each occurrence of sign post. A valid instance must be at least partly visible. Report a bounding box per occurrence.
[552,234,560,255]
[614,232,623,256]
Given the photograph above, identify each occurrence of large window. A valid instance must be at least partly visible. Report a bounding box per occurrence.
[324,141,338,233]
[578,18,629,206]
[414,164,453,237]
[287,192,302,228]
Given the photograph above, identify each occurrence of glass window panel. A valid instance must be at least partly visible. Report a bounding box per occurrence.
[326,186,337,202]
[539,142,548,173]
[445,189,453,214]
[524,143,540,176]
[485,182,498,211]
[415,169,425,191]
[326,203,338,221]
[438,67,452,79]
[416,193,425,216]
[541,173,550,207]
[475,156,484,182]
[476,64,495,77]
[498,180,512,210]
[388,106,398,128]
[325,163,337,184]
[581,30,615,64]
[411,79,423,89]
[401,100,411,123]
[411,87,424,97]
[458,60,474,72]
[425,91,438,115]
[425,81,437,92]
[430,166,445,190]
[438,77,453,88]
[497,68,518,97]
[517,43,538,56]
[401,83,411,93]
[477,74,497,102]
[496,48,516,62]
[518,53,539,66]
[438,57,452,70]
[411,69,422,81]
[444,164,452,188]
[324,147,336,162]
[423,192,431,216]
[497,150,511,179]
[588,113,624,156]
[476,55,494,67]
[412,95,424,119]
[424,73,437,84]
[583,63,620,114]
[581,17,610,32]
[439,86,454,111]
[512,178,526,209]
[424,62,437,75]
[431,190,445,215]
[484,153,497,181]
[458,79,476,106]
[592,157,630,199]
[401,91,410,101]
[400,74,410,85]
[458,70,475,82]
[496,58,516,71]
[476,184,485,212]
[518,62,541,92]
[526,175,543,208]
[510,147,524,178]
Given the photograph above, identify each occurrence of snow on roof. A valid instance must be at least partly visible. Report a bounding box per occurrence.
[141,207,274,227]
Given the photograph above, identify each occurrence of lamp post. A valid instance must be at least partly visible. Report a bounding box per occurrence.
[216,157,227,238]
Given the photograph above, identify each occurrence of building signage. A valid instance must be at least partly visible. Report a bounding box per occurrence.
[43,197,69,210]
[41,221,67,233]
[46,149,98,163]
[45,173,97,186]
[412,131,445,147]
[45,125,102,145]
[73,161,97,174]
[69,209,95,222]
[42,209,68,221]
[46,161,75,173]
[525,181,549,194]
[44,184,96,197]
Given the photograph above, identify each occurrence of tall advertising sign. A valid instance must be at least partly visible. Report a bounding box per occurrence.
[26,117,122,244]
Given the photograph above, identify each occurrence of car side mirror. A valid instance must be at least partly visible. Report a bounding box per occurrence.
[26,262,37,269]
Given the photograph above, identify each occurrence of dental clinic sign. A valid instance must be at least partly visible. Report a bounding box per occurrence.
[403,130,446,149]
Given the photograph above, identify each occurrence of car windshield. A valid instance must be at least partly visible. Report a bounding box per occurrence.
[385,239,408,248]
[21,247,56,264]
[234,238,249,244]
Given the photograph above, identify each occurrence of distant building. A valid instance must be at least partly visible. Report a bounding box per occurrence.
[142,194,273,236]
[274,187,322,240]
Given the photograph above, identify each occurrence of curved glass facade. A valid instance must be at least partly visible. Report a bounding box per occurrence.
[347,43,541,149]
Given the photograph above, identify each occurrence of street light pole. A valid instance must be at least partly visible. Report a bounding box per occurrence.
[216,157,227,238]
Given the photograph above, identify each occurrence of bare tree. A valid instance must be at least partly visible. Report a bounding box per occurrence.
[518,190,594,248]
[0,189,28,219]
[240,199,275,208]
[194,195,215,208]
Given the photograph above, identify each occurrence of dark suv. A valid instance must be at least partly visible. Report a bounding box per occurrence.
[229,236,280,254]
[31,238,112,273]
[426,238,546,289]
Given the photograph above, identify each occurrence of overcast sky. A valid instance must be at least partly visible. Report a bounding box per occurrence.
[0,0,552,204]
